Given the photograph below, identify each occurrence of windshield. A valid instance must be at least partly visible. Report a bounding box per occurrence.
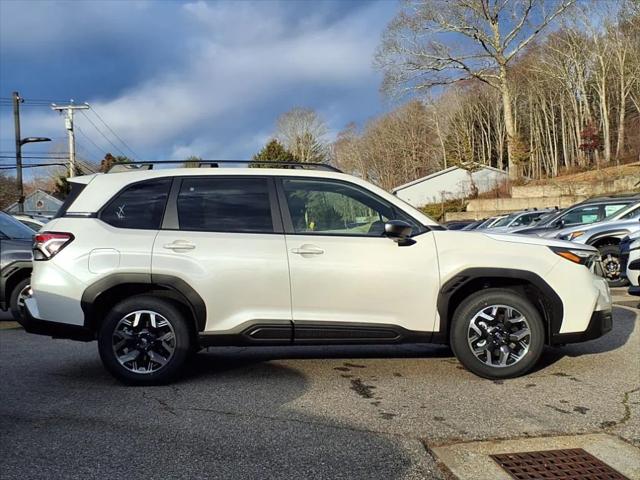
[604,202,639,221]
[534,209,563,227]
[491,215,515,228]
[0,212,35,240]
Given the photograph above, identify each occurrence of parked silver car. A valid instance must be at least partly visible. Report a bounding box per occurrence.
[557,215,640,286]
[483,209,555,233]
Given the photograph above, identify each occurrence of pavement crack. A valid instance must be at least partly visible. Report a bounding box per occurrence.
[142,391,177,416]
[601,387,640,430]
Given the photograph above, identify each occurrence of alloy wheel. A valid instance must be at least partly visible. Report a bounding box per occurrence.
[467,305,531,368]
[112,310,176,374]
[602,254,620,281]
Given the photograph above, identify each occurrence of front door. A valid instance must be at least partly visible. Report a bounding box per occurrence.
[277,177,440,341]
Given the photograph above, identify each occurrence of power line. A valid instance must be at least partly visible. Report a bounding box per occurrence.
[79,110,129,158]
[0,163,67,170]
[0,155,70,159]
[75,125,107,158]
[87,106,139,159]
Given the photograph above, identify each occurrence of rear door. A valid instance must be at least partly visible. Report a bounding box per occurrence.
[277,176,440,341]
[152,176,291,334]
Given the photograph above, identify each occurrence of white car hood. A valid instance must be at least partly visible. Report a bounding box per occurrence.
[485,232,598,251]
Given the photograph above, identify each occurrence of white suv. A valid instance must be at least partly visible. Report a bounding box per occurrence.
[22,163,613,385]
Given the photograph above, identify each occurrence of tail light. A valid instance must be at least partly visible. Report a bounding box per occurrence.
[33,232,74,260]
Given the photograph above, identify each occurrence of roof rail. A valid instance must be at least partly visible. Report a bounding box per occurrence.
[107,160,342,173]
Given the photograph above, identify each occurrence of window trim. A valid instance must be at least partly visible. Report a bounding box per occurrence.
[275,176,429,238]
[97,177,173,231]
[162,175,283,234]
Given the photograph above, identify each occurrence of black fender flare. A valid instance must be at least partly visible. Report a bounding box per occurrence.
[587,230,631,247]
[435,267,564,343]
[81,273,207,331]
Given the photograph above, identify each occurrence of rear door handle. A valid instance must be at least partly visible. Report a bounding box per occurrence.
[163,240,196,251]
[291,245,324,255]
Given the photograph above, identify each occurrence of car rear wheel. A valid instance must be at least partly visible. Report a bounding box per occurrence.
[98,296,191,385]
[450,289,545,379]
[9,278,31,321]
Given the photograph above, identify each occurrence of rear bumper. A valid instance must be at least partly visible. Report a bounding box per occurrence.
[628,286,640,297]
[20,297,94,342]
[550,309,613,345]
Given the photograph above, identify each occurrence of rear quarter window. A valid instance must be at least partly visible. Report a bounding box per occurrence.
[53,183,86,218]
[100,178,172,229]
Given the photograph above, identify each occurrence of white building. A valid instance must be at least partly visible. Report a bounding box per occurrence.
[392,166,508,207]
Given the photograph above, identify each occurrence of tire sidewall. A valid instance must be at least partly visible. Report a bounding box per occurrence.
[450,289,545,379]
[98,296,191,385]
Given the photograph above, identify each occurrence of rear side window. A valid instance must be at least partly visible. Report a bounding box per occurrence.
[177,177,273,233]
[100,178,171,229]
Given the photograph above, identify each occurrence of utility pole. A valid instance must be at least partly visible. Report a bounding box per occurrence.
[12,92,24,213]
[51,102,89,178]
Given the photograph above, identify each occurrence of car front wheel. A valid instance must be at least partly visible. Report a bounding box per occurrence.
[98,296,191,385]
[450,289,545,379]
[599,244,628,287]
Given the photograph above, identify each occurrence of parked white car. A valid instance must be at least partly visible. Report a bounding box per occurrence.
[22,163,612,385]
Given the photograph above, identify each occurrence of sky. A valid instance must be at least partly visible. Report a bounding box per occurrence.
[0,0,399,174]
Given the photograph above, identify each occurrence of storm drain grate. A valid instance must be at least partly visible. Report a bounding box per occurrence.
[490,448,629,480]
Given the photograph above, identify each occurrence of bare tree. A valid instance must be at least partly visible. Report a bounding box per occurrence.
[376,0,574,180]
[275,107,330,163]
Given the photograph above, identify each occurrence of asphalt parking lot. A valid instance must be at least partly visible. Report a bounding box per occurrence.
[0,294,638,479]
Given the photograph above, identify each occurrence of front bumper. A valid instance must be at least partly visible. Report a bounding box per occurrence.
[20,297,94,341]
[550,309,613,345]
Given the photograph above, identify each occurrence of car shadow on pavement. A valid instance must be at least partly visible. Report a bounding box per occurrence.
[0,329,426,480]
[188,343,454,367]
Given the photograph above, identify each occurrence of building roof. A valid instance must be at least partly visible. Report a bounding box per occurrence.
[6,189,62,213]
[392,165,507,193]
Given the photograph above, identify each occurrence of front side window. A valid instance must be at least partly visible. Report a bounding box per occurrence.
[561,205,601,226]
[100,178,171,229]
[177,177,273,233]
[282,178,423,236]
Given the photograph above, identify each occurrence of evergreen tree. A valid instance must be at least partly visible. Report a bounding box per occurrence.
[251,139,297,167]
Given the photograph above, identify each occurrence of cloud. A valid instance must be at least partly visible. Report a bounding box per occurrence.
[1,0,396,163]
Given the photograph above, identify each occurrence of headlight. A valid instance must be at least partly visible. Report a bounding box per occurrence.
[549,246,598,267]
[567,231,585,241]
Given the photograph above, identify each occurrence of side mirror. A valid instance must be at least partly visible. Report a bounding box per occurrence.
[384,220,414,246]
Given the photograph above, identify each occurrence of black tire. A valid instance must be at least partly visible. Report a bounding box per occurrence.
[450,288,545,379]
[599,244,628,287]
[98,295,191,386]
[9,278,30,321]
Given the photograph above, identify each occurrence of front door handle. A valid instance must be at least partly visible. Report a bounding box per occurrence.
[291,245,324,255]
[163,240,196,251]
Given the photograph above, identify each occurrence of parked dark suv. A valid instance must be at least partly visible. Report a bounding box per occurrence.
[0,211,33,320]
